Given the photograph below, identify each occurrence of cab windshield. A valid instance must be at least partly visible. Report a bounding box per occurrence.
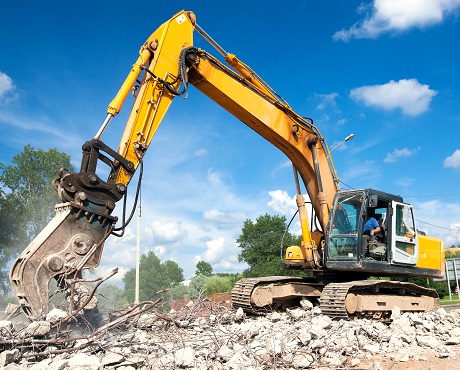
[328,192,364,258]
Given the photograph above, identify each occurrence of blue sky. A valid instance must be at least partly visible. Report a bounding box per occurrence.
[1,1,460,283]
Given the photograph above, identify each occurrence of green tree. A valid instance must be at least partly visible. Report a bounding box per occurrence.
[237,213,302,277]
[188,274,208,298]
[167,284,190,300]
[0,189,22,294]
[196,261,213,276]
[0,145,73,294]
[97,283,129,310]
[432,280,449,298]
[205,275,234,295]
[123,251,184,303]
[163,260,184,286]
[445,248,460,259]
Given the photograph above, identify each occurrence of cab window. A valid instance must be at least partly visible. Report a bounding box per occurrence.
[328,193,362,258]
[395,204,416,255]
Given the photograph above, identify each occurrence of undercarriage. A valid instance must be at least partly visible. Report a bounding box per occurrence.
[231,277,439,320]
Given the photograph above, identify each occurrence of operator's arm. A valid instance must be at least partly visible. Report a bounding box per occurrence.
[370,226,381,236]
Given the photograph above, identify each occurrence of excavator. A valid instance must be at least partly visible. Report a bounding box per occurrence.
[10,10,445,321]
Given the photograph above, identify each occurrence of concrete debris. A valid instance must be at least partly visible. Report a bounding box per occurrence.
[101,352,125,366]
[234,307,245,321]
[70,282,99,312]
[66,353,102,369]
[174,346,195,367]
[136,312,158,328]
[1,300,460,369]
[0,320,14,337]
[4,303,20,317]
[45,308,69,325]
[0,349,20,367]
[24,320,51,337]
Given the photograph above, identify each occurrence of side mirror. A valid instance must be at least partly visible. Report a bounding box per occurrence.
[368,195,378,208]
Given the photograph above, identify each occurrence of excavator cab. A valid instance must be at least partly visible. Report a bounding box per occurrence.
[325,189,443,279]
[326,190,394,262]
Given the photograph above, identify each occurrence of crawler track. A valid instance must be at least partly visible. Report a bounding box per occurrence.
[320,280,439,320]
[232,277,439,319]
[231,276,308,314]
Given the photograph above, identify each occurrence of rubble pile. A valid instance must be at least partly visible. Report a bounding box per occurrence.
[1,299,460,369]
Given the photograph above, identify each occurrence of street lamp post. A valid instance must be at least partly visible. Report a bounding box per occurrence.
[329,133,355,153]
[135,190,141,305]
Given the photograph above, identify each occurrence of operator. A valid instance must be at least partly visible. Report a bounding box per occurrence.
[363,212,382,242]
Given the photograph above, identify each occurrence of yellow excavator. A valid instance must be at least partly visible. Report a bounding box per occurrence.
[10,10,445,320]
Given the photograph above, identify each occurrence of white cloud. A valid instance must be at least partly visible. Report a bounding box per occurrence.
[334,0,460,41]
[271,160,292,178]
[349,79,437,116]
[413,199,460,247]
[110,226,136,243]
[340,159,381,187]
[154,246,166,257]
[451,222,460,231]
[203,209,246,229]
[0,71,14,102]
[444,149,460,168]
[267,190,297,216]
[203,237,226,262]
[212,259,245,272]
[394,177,415,188]
[384,147,419,162]
[145,219,187,244]
[202,240,246,273]
[0,111,84,150]
[194,148,208,157]
[94,241,136,285]
[315,92,339,110]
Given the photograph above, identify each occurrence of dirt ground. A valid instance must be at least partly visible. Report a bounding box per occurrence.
[359,351,460,370]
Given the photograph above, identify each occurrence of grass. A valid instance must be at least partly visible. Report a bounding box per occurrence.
[440,296,460,305]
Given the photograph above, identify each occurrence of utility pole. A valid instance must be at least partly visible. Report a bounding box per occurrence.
[135,188,141,305]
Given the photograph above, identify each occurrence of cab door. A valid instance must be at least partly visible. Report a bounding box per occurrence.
[390,202,418,265]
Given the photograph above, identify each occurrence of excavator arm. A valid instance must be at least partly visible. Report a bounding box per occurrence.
[10,10,338,319]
